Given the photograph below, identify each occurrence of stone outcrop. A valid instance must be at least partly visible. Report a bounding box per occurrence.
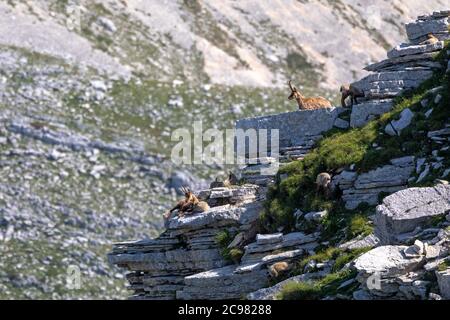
[374,184,450,245]
[109,169,320,299]
[406,12,450,42]
[384,108,414,136]
[349,12,448,128]
[235,108,344,152]
[334,156,415,210]
[352,185,450,300]
[350,100,394,128]
[108,200,261,299]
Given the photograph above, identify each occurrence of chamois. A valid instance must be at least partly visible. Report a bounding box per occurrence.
[340,84,365,108]
[316,172,332,197]
[419,33,439,45]
[163,186,209,220]
[288,80,333,110]
[210,171,239,189]
[223,171,239,188]
[268,261,292,278]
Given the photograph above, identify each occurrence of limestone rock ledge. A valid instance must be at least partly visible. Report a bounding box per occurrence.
[108,184,321,299]
[108,201,261,299]
[375,184,450,245]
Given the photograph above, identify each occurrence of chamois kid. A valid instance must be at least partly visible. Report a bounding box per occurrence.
[340,84,365,108]
[316,172,332,198]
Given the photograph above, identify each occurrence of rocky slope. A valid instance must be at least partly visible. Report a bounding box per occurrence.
[109,11,450,300]
[1,1,449,300]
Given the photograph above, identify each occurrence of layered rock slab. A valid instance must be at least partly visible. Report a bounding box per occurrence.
[374,184,450,245]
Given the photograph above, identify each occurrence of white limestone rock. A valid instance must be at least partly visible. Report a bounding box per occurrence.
[384,108,414,136]
[406,17,449,41]
[235,108,344,151]
[342,157,415,210]
[304,210,327,222]
[350,100,394,128]
[354,245,425,278]
[387,42,445,59]
[256,233,283,245]
[374,184,450,245]
[339,234,380,250]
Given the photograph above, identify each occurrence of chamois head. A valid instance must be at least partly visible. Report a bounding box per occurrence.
[288,80,302,101]
[339,84,349,93]
[179,186,193,198]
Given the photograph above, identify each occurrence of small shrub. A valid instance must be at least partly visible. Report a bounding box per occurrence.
[277,281,321,300]
[215,230,234,262]
[277,269,356,300]
[229,248,244,264]
[348,215,372,239]
[332,247,371,272]
[438,259,449,272]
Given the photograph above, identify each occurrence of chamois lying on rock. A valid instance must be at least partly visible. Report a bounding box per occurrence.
[288,80,333,110]
[163,186,209,220]
[269,261,292,278]
[419,33,439,45]
[316,172,332,198]
[340,84,365,108]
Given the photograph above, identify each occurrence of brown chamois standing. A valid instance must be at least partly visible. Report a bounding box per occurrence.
[288,80,333,110]
[340,84,365,108]
[316,172,332,198]
[419,33,439,45]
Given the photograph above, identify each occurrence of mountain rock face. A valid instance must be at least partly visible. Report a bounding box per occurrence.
[0,1,448,300]
[109,11,450,300]
[350,12,449,127]
[0,1,449,90]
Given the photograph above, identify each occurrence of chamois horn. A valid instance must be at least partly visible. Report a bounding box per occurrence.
[288,80,296,92]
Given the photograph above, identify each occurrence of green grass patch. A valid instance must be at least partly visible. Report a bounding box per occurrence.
[277,269,356,300]
[214,230,234,262]
[438,259,449,272]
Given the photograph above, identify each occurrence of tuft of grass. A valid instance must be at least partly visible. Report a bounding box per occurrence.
[277,269,356,300]
[215,230,234,262]
[332,247,371,272]
[229,248,244,264]
[277,280,321,300]
[437,259,449,272]
[348,215,373,240]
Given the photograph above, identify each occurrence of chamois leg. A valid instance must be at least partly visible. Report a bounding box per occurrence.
[341,95,348,108]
